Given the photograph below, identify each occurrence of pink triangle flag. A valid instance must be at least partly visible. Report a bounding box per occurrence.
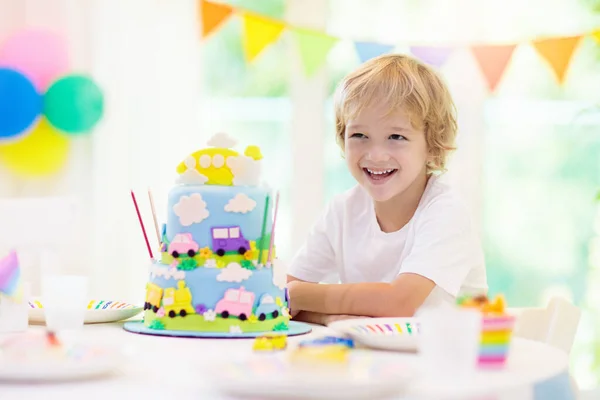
[0,250,21,296]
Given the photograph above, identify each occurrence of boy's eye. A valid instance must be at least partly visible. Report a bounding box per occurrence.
[389,134,407,141]
[349,133,366,139]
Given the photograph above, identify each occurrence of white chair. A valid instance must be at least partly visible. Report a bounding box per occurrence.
[508,296,582,398]
[508,296,581,354]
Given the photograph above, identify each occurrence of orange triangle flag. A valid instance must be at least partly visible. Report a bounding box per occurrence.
[592,29,600,44]
[532,35,582,83]
[200,0,233,38]
[242,13,285,62]
[470,44,516,92]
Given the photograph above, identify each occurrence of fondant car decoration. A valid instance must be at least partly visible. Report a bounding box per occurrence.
[162,281,195,318]
[254,294,280,321]
[168,233,199,258]
[211,226,250,257]
[253,333,287,352]
[215,287,255,321]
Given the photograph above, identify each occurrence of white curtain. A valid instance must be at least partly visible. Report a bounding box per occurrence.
[0,0,202,302]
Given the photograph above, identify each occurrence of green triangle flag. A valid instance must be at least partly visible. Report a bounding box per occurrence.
[292,28,338,77]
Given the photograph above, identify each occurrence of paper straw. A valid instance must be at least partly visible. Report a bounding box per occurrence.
[266,191,280,266]
[131,190,154,260]
[257,194,270,267]
[147,188,161,245]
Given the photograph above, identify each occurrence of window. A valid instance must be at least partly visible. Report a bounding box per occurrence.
[229,227,240,238]
[325,0,600,388]
[212,228,229,239]
[198,0,294,259]
[240,292,254,304]
[224,290,239,302]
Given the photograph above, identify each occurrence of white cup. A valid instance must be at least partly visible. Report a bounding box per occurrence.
[41,275,89,331]
[418,306,482,380]
[0,281,31,333]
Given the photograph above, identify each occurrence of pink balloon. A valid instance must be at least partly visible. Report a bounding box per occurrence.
[0,29,69,92]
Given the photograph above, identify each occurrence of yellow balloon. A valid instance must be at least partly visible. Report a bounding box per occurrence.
[0,118,70,177]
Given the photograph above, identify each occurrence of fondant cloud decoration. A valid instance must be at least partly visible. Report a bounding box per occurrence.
[173,193,210,226]
[272,258,287,290]
[271,258,287,290]
[227,155,261,186]
[208,132,237,149]
[224,193,257,214]
[149,264,186,280]
[176,156,209,185]
[216,262,252,282]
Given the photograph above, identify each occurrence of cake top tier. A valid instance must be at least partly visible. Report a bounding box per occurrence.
[175,132,263,187]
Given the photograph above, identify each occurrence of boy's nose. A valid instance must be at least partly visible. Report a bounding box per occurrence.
[366,147,390,162]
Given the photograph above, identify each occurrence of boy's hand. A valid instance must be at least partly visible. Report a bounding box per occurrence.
[323,314,367,326]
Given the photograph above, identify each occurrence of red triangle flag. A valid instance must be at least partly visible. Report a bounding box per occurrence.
[470,44,517,92]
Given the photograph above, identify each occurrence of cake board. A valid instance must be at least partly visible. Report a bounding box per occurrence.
[123,320,312,338]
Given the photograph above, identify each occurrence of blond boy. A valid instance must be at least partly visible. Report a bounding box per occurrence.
[287,54,487,325]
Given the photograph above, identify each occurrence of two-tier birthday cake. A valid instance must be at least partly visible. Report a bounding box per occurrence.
[142,133,289,335]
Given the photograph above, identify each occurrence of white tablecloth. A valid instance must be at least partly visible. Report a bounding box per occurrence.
[0,321,575,400]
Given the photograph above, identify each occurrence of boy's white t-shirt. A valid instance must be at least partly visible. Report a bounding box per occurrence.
[288,174,488,308]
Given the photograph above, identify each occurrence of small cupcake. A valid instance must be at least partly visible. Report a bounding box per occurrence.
[458,294,515,369]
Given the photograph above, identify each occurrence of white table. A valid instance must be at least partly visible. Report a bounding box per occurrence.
[0,321,575,400]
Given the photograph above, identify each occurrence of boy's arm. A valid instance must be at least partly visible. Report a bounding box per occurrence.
[287,276,331,325]
[288,275,369,325]
[288,273,435,317]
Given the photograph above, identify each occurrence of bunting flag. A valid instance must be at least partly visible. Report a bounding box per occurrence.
[242,13,285,62]
[0,250,21,298]
[354,42,395,63]
[291,28,339,76]
[532,35,583,83]
[198,0,599,88]
[200,0,233,38]
[471,44,517,92]
[409,46,454,68]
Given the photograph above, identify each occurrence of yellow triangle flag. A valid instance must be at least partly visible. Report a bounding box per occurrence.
[292,28,338,76]
[592,29,600,44]
[532,35,582,83]
[242,13,285,62]
[200,0,234,38]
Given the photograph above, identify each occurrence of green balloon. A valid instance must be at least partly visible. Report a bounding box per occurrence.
[44,75,104,134]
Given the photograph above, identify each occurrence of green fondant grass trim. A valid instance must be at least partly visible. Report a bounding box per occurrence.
[144,310,289,333]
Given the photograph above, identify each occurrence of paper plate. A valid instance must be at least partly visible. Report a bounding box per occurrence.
[209,349,414,399]
[28,299,143,324]
[0,332,122,382]
[328,317,420,352]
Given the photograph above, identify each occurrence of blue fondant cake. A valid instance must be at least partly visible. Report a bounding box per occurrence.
[143,133,289,333]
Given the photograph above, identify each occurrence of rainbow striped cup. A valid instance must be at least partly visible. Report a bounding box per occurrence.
[478,314,515,368]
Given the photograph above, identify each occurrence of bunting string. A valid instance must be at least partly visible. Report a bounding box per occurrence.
[199,0,600,91]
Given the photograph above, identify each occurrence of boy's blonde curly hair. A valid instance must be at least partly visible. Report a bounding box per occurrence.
[334,54,457,173]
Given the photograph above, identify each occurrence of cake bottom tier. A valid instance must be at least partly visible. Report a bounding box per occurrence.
[143,261,289,333]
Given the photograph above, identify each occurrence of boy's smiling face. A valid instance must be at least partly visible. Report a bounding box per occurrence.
[344,103,430,204]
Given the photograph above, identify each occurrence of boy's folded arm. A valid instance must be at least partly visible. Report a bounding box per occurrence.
[292,311,330,325]
[288,273,435,318]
